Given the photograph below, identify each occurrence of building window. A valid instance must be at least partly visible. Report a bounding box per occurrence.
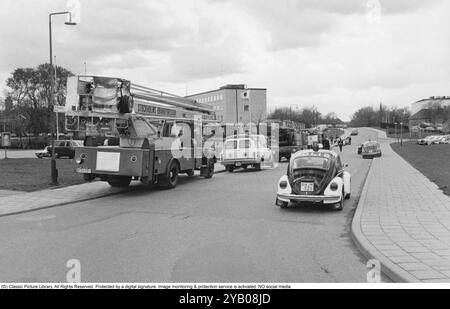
[244,105,249,112]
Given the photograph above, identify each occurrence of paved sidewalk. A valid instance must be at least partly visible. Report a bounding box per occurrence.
[0,163,226,217]
[352,128,450,282]
[0,182,130,217]
[0,190,21,198]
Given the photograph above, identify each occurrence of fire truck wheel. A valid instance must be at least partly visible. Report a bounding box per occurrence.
[107,176,131,188]
[159,161,179,189]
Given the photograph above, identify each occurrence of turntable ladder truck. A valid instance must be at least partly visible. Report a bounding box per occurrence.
[66,75,217,189]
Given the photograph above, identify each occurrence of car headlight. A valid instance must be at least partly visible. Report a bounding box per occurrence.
[75,158,84,164]
[330,182,339,191]
[280,180,288,189]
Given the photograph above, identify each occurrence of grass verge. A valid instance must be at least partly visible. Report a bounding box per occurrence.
[0,158,85,192]
[391,141,450,196]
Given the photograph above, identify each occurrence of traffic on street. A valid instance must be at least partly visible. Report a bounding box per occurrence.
[1,0,449,295]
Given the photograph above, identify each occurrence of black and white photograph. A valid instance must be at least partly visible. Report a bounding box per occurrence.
[0,0,449,293]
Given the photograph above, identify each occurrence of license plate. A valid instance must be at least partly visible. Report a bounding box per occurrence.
[77,168,92,174]
[301,182,314,192]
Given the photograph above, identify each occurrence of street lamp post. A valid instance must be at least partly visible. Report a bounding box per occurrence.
[400,122,404,147]
[49,10,78,185]
[394,122,398,143]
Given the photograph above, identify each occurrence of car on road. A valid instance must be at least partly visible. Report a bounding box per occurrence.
[35,146,51,159]
[220,134,274,172]
[47,140,84,159]
[275,149,351,211]
[361,141,382,159]
[351,129,358,136]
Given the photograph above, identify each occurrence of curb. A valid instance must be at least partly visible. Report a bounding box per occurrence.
[350,153,420,283]
[0,187,130,218]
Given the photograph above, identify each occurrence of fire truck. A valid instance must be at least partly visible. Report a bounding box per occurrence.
[65,75,217,188]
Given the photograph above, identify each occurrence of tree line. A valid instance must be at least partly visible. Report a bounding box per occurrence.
[349,104,410,128]
[268,107,344,128]
[268,104,412,129]
[0,63,73,136]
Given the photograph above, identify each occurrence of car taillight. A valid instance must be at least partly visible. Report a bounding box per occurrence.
[330,182,338,191]
[280,180,288,189]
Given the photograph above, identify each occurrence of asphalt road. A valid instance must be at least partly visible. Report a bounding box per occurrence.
[0,128,384,283]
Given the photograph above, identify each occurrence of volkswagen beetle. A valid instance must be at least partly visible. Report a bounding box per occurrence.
[275,149,351,211]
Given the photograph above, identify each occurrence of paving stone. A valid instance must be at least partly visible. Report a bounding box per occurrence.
[410,270,447,280]
[402,247,431,253]
[398,263,432,271]
[433,250,450,256]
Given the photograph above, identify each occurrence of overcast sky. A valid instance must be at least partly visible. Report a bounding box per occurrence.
[0,0,449,120]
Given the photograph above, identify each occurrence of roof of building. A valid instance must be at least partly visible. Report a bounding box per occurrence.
[415,96,450,103]
[186,85,267,98]
[410,109,432,120]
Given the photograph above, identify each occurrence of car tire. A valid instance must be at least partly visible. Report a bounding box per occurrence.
[226,166,234,173]
[334,192,344,211]
[107,176,131,188]
[254,163,262,171]
[186,170,195,177]
[276,198,289,209]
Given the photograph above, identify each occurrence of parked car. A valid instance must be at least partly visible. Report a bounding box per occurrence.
[47,140,84,159]
[275,149,351,211]
[440,135,450,144]
[417,136,435,145]
[361,141,382,159]
[35,146,52,159]
[220,134,274,172]
[431,135,449,144]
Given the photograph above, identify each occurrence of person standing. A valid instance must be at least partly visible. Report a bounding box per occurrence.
[338,138,344,152]
[323,138,331,150]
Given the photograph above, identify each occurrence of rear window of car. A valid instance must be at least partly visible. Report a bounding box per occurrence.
[238,139,252,149]
[224,140,238,150]
[293,156,330,170]
[364,142,379,149]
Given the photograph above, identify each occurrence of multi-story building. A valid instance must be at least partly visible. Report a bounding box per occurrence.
[187,84,267,125]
